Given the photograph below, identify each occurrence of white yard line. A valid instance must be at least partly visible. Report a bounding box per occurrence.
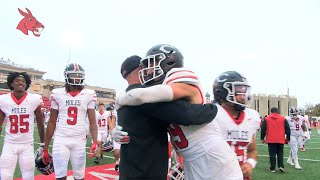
[258,154,320,162]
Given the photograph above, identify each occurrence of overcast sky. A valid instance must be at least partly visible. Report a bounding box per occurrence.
[0,0,319,108]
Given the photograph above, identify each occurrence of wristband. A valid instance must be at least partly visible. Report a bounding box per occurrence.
[246,158,257,169]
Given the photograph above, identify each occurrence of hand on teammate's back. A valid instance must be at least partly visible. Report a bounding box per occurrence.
[112,126,130,144]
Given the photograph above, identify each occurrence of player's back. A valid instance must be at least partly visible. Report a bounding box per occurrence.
[0,93,42,143]
[51,88,96,137]
[164,68,231,161]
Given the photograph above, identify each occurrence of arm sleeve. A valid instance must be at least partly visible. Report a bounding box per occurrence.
[284,119,291,141]
[118,85,173,106]
[88,91,97,109]
[260,119,267,140]
[140,100,217,126]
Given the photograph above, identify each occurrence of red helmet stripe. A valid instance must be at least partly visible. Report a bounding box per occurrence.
[74,63,79,71]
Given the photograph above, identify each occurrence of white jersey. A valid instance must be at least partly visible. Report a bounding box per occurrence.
[95,110,109,131]
[215,104,260,165]
[44,111,50,123]
[164,68,227,161]
[286,116,304,137]
[50,88,97,138]
[0,93,42,144]
[301,115,310,129]
[106,110,118,128]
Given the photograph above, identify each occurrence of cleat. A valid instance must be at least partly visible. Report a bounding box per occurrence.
[269,167,275,173]
[295,164,302,170]
[94,157,100,164]
[301,147,305,152]
[115,164,119,171]
[279,167,285,173]
[287,159,294,166]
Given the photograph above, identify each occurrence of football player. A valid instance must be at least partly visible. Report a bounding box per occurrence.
[93,103,108,164]
[318,117,320,135]
[286,107,307,170]
[43,108,50,128]
[106,106,121,171]
[298,113,311,152]
[0,72,45,179]
[116,44,243,180]
[212,71,260,179]
[43,63,98,180]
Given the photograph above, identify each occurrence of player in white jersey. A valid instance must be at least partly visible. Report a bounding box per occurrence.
[0,72,46,180]
[93,102,109,164]
[286,107,307,170]
[212,71,260,180]
[318,117,320,135]
[106,106,121,171]
[43,108,50,128]
[116,44,242,180]
[298,114,311,152]
[43,63,98,180]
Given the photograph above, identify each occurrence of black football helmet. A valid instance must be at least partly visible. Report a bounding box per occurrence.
[139,44,184,85]
[35,150,54,175]
[213,71,251,111]
[101,138,113,152]
[289,107,299,118]
[64,63,85,85]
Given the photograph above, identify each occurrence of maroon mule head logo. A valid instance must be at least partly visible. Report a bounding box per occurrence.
[17,8,44,37]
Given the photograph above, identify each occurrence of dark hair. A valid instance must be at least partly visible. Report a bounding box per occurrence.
[7,72,31,91]
[271,107,278,113]
[98,102,105,107]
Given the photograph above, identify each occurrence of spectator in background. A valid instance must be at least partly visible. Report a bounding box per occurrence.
[261,107,291,173]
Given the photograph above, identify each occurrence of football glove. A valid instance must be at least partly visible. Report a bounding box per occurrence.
[42,149,51,165]
[88,141,98,158]
[112,125,130,144]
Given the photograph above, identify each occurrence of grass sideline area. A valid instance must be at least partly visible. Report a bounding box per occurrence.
[1,124,319,179]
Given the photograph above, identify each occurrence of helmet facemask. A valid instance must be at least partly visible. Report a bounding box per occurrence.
[139,53,167,85]
[223,81,252,110]
[64,70,85,85]
[289,107,298,119]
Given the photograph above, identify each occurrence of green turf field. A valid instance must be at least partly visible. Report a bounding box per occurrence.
[252,128,320,180]
[1,124,319,179]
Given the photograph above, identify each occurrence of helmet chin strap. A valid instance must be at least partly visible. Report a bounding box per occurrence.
[234,104,245,111]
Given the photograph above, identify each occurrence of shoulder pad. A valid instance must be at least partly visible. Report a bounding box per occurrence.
[164,68,199,85]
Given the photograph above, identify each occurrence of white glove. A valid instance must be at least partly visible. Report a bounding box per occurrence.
[36,143,44,155]
[111,125,130,144]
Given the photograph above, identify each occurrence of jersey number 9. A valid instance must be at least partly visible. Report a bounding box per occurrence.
[67,107,78,125]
